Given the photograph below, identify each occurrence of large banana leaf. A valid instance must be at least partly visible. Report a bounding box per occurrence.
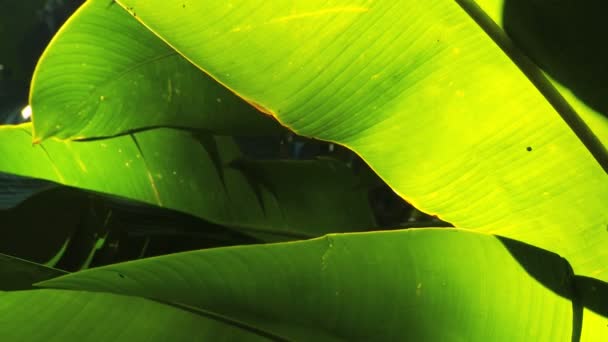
[38,228,586,341]
[107,0,608,283]
[0,289,271,341]
[467,3,608,338]
[0,124,375,240]
[30,0,280,141]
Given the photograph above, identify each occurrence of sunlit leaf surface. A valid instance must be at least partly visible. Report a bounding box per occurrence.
[112,0,608,283]
[30,0,280,140]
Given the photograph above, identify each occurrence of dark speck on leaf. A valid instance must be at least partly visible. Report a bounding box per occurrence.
[183,4,186,8]
[526,146,532,152]
[118,273,125,278]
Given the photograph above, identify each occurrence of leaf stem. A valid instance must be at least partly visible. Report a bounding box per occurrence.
[455,0,608,174]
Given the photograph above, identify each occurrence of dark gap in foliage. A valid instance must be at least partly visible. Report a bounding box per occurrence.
[0,186,85,264]
[0,0,84,123]
[1,168,449,272]
[90,194,260,266]
[0,182,262,271]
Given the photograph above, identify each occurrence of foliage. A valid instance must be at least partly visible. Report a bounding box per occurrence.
[0,0,606,340]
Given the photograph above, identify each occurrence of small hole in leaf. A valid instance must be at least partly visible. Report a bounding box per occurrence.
[526,146,532,152]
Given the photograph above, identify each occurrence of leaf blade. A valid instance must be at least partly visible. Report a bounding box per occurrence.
[0,124,375,240]
[30,0,281,140]
[0,289,274,341]
[115,0,608,282]
[39,228,578,341]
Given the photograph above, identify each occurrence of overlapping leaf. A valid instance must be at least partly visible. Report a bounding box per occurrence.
[38,228,581,341]
[110,0,608,284]
[466,3,608,338]
[0,124,375,240]
[30,0,280,141]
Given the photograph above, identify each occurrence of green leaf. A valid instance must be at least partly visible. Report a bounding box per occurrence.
[0,289,273,341]
[0,124,375,240]
[30,0,280,141]
[114,0,608,283]
[39,228,582,341]
[0,253,67,290]
[454,2,608,339]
